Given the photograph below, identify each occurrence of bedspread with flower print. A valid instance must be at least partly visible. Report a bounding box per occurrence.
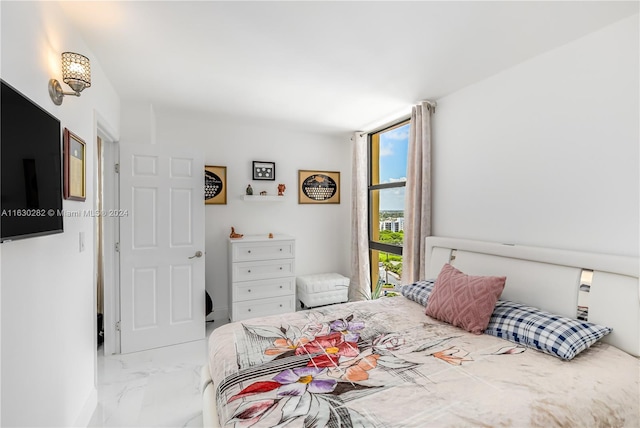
[208,296,639,428]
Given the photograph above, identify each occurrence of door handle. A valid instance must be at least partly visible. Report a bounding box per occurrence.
[189,251,203,259]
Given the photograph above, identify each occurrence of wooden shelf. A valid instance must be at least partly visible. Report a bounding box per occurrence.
[242,195,286,202]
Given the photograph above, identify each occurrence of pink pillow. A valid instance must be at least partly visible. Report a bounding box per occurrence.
[425,264,506,334]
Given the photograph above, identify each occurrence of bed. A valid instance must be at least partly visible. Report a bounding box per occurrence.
[202,237,639,427]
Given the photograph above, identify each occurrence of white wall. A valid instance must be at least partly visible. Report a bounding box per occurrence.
[2,7,632,426]
[0,2,120,426]
[119,106,352,320]
[433,15,639,257]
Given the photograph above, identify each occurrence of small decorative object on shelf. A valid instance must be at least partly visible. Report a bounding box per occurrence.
[260,191,267,196]
[229,227,244,239]
[268,233,273,238]
[246,184,253,195]
[278,183,286,196]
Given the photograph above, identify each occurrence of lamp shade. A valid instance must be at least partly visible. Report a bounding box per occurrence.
[61,52,91,93]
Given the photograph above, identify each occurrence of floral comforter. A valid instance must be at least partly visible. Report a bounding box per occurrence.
[208,296,639,427]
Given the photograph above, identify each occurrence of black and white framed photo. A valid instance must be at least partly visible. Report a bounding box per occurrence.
[252,161,275,181]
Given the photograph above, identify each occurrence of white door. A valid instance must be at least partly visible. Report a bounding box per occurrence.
[119,144,205,353]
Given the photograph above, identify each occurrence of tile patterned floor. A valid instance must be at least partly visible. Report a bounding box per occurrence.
[89,321,223,427]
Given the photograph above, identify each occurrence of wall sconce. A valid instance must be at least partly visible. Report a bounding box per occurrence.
[48,52,92,105]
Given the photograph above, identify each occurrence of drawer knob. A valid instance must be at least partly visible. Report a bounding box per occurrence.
[248,250,251,254]
[279,304,283,307]
[248,289,251,292]
[248,309,251,312]
[248,270,251,273]
[279,248,283,251]
[279,285,283,289]
[279,267,283,270]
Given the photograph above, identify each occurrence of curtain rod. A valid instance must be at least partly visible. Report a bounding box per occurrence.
[356,100,437,137]
[359,114,410,137]
[420,100,437,113]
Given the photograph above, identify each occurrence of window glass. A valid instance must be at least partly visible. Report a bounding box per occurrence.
[378,124,409,186]
[369,121,409,293]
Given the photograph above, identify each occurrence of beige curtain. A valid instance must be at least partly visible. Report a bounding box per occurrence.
[349,131,371,300]
[401,101,435,284]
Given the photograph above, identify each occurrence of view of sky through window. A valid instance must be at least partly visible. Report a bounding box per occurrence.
[379,123,409,211]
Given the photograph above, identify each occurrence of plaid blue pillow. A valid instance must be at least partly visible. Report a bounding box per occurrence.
[400,279,435,306]
[485,300,612,360]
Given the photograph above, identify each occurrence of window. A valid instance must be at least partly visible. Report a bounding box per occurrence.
[368,120,409,293]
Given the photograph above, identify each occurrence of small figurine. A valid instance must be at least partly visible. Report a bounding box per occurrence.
[246,184,253,195]
[268,233,273,239]
[229,227,243,239]
[278,183,286,196]
[260,191,267,196]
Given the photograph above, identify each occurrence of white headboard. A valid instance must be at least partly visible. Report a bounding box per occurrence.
[425,237,640,357]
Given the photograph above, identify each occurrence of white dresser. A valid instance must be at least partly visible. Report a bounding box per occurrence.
[228,234,296,322]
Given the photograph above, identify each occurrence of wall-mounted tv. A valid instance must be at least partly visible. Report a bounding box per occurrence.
[1,79,64,242]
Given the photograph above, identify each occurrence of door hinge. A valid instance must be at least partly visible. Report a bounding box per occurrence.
[115,321,121,332]
[115,242,120,252]
[114,163,120,173]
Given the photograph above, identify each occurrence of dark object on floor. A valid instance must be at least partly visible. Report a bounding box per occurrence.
[206,291,213,316]
[97,313,104,346]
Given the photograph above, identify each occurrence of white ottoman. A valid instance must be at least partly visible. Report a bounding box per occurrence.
[296,273,350,308]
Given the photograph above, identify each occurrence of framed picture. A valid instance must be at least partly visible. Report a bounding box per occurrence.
[252,161,275,181]
[298,170,340,204]
[205,165,227,205]
[63,128,86,201]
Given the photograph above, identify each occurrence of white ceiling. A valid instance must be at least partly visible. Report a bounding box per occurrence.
[59,1,638,134]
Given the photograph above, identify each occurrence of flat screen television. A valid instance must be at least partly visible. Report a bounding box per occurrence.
[1,79,64,242]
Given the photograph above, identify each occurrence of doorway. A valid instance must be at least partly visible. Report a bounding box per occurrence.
[95,128,120,355]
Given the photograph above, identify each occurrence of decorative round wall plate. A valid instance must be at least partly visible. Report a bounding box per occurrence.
[301,174,337,201]
[298,170,340,204]
[205,165,227,204]
[205,170,223,200]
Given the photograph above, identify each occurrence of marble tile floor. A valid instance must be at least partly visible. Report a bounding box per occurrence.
[89,320,224,428]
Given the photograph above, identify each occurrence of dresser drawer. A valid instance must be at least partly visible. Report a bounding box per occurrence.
[232,295,296,321]
[231,240,295,262]
[232,259,295,282]
[232,277,295,302]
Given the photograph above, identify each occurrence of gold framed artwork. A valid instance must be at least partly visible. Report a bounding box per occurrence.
[63,128,86,201]
[298,170,340,204]
[205,165,227,205]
